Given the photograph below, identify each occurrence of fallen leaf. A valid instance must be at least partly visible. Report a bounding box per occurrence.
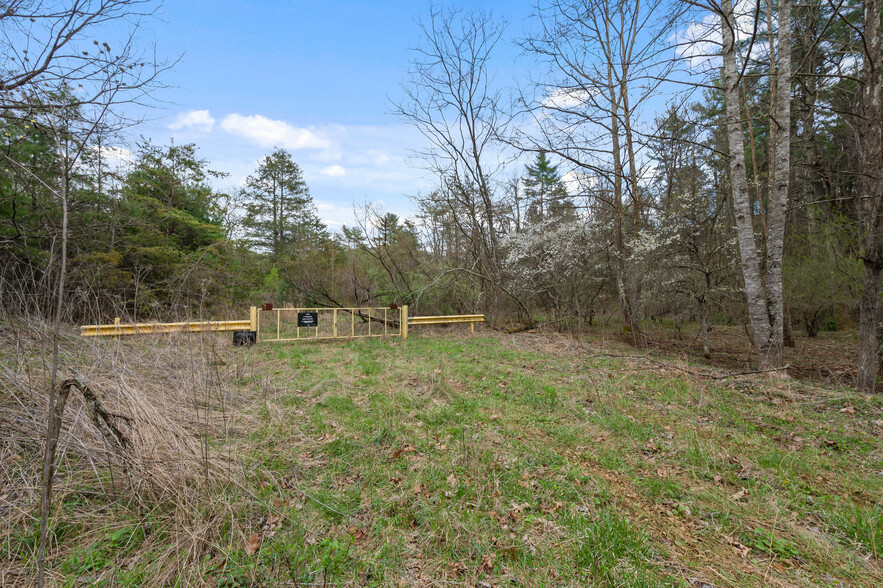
[392,444,417,458]
[449,561,467,576]
[480,553,495,574]
[730,489,747,501]
[244,533,261,556]
[722,534,750,558]
[350,526,367,540]
[839,405,856,414]
[447,473,458,487]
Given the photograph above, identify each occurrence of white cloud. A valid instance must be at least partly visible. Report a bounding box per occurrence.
[366,149,389,165]
[78,145,134,177]
[221,113,330,149]
[673,0,768,70]
[94,145,134,165]
[319,164,346,177]
[168,109,215,132]
[541,87,591,111]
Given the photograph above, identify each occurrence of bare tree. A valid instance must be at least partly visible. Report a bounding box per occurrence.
[392,6,512,321]
[0,2,169,585]
[0,0,163,116]
[515,0,684,341]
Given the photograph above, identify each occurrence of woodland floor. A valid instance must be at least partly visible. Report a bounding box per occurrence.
[637,323,869,392]
[1,324,882,586]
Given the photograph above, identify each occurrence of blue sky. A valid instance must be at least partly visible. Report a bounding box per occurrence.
[123,1,715,230]
[128,1,534,229]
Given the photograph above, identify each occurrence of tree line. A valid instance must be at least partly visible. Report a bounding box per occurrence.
[2,0,883,393]
[393,0,883,394]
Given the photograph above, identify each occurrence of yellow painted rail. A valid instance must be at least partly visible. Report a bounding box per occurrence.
[81,318,251,337]
[408,314,484,332]
[256,306,404,343]
[80,307,483,340]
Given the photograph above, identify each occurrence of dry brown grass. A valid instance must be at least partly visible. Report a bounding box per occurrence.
[0,317,260,585]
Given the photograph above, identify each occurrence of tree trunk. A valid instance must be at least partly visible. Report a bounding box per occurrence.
[607,40,637,343]
[721,0,772,363]
[765,0,792,365]
[783,302,796,347]
[859,261,883,392]
[38,160,68,588]
[720,0,790,368]
[622,65,643,339]
[700,304,711,359]
[857,0,883,393]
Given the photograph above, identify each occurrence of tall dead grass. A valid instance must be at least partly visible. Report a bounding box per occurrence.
[0,316,260,585]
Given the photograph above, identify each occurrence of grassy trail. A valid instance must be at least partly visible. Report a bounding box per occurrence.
[4,329,882,586]
[209,331,882,586]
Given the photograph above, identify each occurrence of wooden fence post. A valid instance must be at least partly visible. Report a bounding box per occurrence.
[401,305,408,340]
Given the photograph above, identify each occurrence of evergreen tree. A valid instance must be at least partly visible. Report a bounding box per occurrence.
[523,151,572,224]
[241,148,326,256]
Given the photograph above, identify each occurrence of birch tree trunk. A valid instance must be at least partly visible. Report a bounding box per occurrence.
[719,0,791,368]
[766,0,792,366]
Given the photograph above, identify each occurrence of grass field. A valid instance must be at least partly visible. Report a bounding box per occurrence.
[2,326,882,586]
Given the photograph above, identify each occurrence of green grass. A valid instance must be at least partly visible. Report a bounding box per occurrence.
[828,502,883,559]
[4,330,883,586]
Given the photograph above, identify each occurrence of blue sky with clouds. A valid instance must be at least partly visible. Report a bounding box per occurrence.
[124,1,714,229]
[128,1,533,229]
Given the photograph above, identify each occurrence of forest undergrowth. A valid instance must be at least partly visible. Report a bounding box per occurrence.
[1,321,881,587]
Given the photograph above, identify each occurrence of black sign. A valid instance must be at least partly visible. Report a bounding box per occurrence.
[297,311,319,328]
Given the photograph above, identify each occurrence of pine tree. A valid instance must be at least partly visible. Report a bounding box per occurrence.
[241,148,325,256]
[523,151,572,224]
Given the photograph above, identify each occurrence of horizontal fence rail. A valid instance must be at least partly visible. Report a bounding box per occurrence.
[407,314,484,326]
[81,319,251,337]
[79,306,484,340]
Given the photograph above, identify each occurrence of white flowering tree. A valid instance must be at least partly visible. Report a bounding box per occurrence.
[504,215,610,328]
[640,104,739,357]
